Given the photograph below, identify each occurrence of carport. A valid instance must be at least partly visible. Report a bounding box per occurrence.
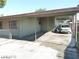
[33,7,79,41]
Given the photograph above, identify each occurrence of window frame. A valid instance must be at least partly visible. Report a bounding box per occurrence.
[9,20,17,29]
[0,21,3,29]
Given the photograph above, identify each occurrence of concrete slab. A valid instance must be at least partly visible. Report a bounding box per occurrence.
[0,31,78,59]
[0,38,58,59]
[36,31,72,59]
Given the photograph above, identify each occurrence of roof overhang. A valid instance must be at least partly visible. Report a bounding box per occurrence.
[0,7,79,19]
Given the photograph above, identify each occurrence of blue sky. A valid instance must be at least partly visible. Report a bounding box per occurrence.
[0,0,79,16]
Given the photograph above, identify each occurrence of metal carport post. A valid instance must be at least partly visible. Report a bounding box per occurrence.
[75,14,77,42]
[34,17,37,40]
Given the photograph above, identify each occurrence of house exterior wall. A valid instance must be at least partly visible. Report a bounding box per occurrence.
[39,17,55,32]
[0,14,76,38]
[2,20,9,29]
[0,18,20,38]
[40,15,73,32]
[0,17,40,38]
[39,18,48,32]
[18,17,40,37]
[55,15,72,26]
[46,17,55,31]
[9,20,20,37]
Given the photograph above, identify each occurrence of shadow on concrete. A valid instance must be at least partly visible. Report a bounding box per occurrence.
[64,37,79,59]
[13,31,46,41]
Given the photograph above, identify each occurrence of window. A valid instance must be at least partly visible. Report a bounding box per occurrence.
[0,21,3,29]
[62,25,69,27]
[9,20,17,29]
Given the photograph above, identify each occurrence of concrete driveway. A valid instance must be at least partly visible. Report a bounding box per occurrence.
[36,31,72,59]
[37,31,71,45]
[0,31,72,59]
[0,38,58,59]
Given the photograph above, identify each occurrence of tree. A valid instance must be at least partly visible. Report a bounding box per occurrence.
[0,0,6,8]
[77,4,79,7]
[35,8,46,12]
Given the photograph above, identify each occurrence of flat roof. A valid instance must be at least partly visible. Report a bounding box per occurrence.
[0,7,79,19]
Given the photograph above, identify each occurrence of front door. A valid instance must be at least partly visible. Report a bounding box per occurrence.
[38,17,48,32]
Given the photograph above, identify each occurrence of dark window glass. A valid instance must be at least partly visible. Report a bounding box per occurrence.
[9,20,17,29]
[0,21,3,29]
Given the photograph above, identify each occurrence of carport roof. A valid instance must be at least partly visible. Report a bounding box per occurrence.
[0,6,79,19]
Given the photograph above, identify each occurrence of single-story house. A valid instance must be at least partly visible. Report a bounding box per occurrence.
[0,7,79,39]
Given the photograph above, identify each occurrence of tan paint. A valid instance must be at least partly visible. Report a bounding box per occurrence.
[39,17,55,32]
[0,14,75,38]
[0,18,20,37]
[19,17,40,37]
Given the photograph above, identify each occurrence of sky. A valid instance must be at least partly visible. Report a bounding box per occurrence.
[0,0,79,16]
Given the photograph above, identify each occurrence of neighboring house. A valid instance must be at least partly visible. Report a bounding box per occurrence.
[0,7,79,39]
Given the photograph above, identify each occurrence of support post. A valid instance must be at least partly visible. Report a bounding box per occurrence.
[72,15,75,38]
[34,18,37,40]
[75,14,77,42]
[72,14,77,42]
[9,16,12,39]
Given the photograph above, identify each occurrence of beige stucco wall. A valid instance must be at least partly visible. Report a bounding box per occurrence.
[40,15,74,32]
[0,18,20,38]
[18,17,40,37]
[0,17,40,38]
[40,17,55,32]
[2,20,9,29]
[0,14,75,38]
[40,19,48,32]
[46,17,55,31]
